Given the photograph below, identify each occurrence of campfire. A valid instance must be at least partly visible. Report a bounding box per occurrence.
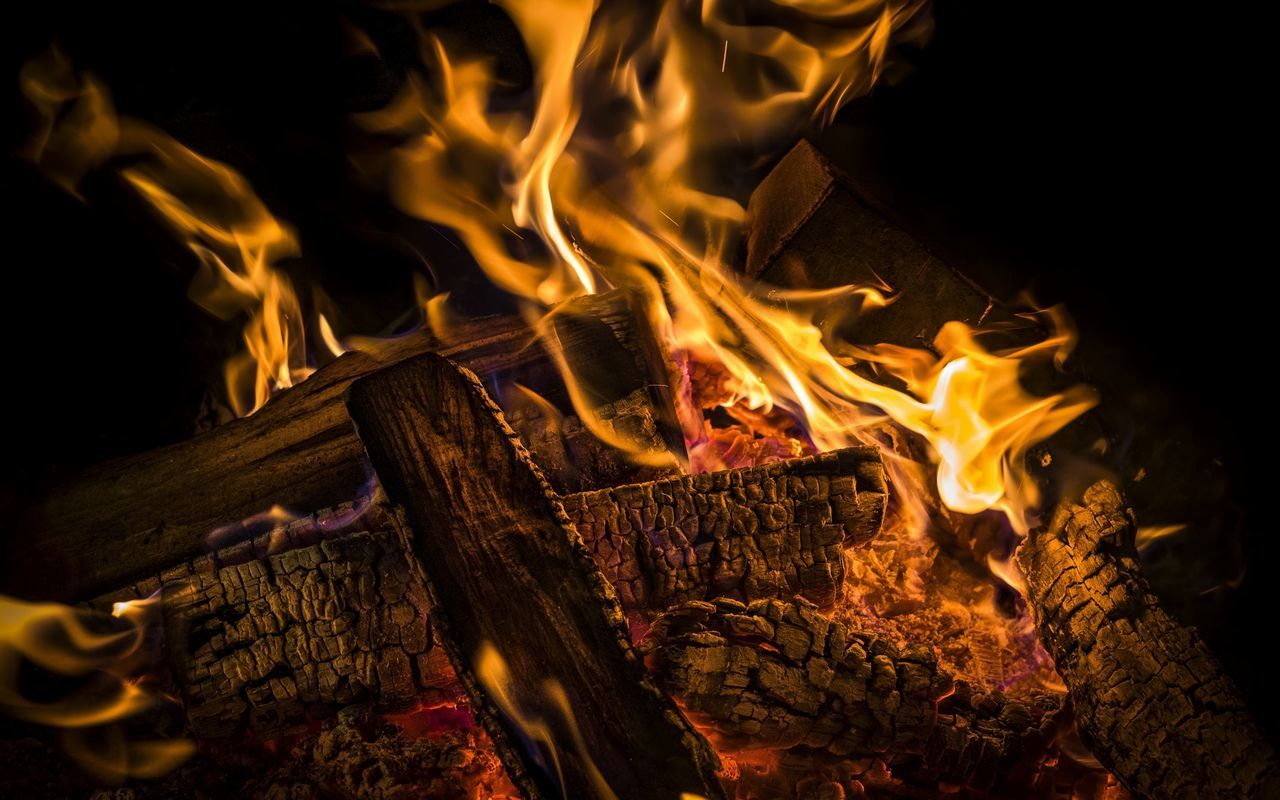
[2,3,1274,799]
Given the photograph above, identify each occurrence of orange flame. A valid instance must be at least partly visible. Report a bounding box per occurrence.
[19,49,314,417]
[0,594,193,781]
[475,641,618,799]
[357,1,1092,533]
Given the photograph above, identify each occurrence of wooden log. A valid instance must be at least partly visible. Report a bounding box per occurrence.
[745,140,996,350]
[159,445,884,740]
[644,597,1066,795]
[162,530,460,739]
[1017,481,1279,800]
[345,354,725,800]
[4,290,681,602]
[565,447,885,610]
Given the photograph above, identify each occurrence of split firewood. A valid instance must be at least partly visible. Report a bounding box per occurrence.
[162,440,885,739]
[565,446,885,609]
[644,597,1066,795]
[5,290,681,602]
[345,354,725,800]
[745,140,995,349]
[1017,481,1279,800]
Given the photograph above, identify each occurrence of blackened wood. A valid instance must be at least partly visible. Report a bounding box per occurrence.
[745,140,995,349]
[345,354,724,800]
[1017,482,1279,800]
[646,597,1065,794]
[565,447,885,609]
[160,446,884,740]
[4,291,681,602]
[163,530,458,739]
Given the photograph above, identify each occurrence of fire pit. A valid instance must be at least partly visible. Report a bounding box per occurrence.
[2,3,1273,799]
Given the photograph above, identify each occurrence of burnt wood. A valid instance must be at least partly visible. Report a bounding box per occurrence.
[745,140,996,349]
[163,530,459,739]
[345,354,725,800]
[4,291,680,602]
[646,597,1065,795]
[566,447,885,609]
[1017,482,1279,800]
[159,444,885,740]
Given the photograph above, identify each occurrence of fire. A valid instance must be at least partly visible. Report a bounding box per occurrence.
[475,641,618,799]
[19,49,315,417]
[0,594,193,781]
[354,0,1093,534]
[20,2,1095,539]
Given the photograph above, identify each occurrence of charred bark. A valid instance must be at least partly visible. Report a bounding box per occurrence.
[156,447,883,740]
[163,531,459,739]
[5,291,681,602]
[645,597,1065,794]
[345,354,725,800]
[1017,481,1279,800]
[565,447,885,609]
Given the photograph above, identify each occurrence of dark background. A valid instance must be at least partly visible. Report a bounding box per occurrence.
[4,0,1271,738]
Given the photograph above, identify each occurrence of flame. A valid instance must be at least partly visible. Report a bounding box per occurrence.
[1136,523,1186,551]
[19,50,317,417]
[474,641,617,799]
[356,1,1091,533]
[0,594,192,780]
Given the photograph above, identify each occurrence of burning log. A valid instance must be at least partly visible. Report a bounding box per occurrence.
[345,354,725,800]
[645,597,1066,795]
[745,140,994,348]
[565,446,885,610]
[1017,482,1279,800]
[161,443,884,740]
[162,531,458,739]
[5,290,681,602]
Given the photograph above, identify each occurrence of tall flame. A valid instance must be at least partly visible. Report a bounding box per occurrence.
[356,0,1092,533]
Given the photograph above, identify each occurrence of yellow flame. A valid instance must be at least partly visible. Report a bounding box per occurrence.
[1136,523,1187,550]
[0,594,192,780]
[357,1,1092,533]
[19,50,315,417]
[475,641,617,800]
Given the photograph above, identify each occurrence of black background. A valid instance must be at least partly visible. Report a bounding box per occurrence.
[4,0,1273,741]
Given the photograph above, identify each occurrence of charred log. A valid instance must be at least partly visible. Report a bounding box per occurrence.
[565,446,885,609]
[155,446,881,740]
[345,354,725,800]
[5,291,681,602]
[1017,481,1279,800]
[645,597,1065,794]
[162,531,459,739]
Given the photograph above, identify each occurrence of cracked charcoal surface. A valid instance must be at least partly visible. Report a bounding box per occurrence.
[160,448,884,740]
[163,531,457,739]
[563,446,886,609]
[1017,482,1279,800]
[646,597,1066,793]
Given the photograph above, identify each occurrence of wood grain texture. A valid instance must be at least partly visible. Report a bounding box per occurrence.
[345,354,724,800]
[1018,482,1279,800]
[745,140,995,350]
[4,291,678,601]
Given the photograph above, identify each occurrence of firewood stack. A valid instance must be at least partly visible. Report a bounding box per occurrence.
[3,141,1276,800]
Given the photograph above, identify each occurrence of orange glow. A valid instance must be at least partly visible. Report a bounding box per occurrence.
[0,594,192,780]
